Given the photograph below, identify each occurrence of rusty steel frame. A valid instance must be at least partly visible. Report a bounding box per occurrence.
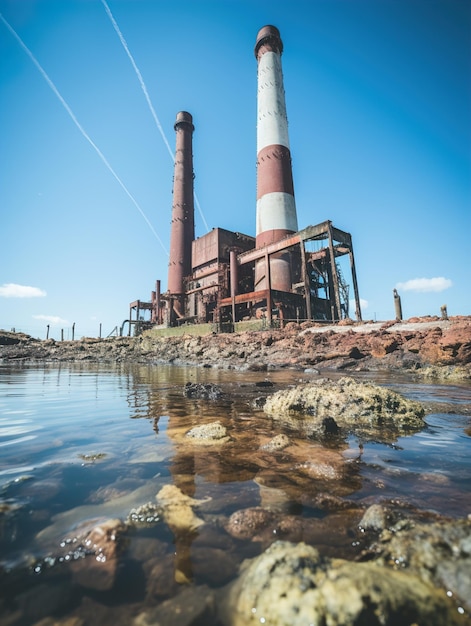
[218,220,362,324]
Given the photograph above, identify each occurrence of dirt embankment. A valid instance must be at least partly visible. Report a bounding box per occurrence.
[1,316,470,377]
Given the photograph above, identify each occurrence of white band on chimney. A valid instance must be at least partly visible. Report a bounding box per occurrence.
[257,51,290,150]
[256,192,298,234]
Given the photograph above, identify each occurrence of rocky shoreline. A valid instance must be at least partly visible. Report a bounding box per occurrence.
[1,316,471,380]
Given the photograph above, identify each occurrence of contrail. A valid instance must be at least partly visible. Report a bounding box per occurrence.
[0,13,168,255]
[101,0,210,232]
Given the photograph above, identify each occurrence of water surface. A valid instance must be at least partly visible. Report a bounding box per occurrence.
[1,363,470,624]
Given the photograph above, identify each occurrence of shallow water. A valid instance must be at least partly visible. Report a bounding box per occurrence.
[1,363,470,625]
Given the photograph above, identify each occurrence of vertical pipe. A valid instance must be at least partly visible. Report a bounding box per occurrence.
[265,250,272,325]
[156,280,161,324]
[230,249,238,323]
[167,111,195,317]
[393,289,403,321]
[254,25,298,292]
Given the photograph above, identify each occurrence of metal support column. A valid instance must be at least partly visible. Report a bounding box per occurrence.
[300,239,311,320]
[349,249,362,321]
[327,221,341,320]
[265,251,272,325]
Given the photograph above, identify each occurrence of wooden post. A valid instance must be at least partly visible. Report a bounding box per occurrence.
[46,325,50,340]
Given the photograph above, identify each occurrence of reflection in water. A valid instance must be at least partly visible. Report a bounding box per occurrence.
[0,362,470,624]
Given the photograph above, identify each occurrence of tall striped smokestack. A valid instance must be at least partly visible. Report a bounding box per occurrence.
[254,25,298,292]
[167,111,195,315]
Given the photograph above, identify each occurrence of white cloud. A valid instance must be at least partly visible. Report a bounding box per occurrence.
[0,283,47,298]
[396,277,452,293]
[32,315,69,326]
[349,298,368,310]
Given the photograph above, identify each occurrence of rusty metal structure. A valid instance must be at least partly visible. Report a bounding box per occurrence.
[127,25,362,334]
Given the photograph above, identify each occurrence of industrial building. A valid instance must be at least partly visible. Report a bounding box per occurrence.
[127,25,362,334]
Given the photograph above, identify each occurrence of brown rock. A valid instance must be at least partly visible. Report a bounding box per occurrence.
[225,507,276,540]
[69,518,128,591]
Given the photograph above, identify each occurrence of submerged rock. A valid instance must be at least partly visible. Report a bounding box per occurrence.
[185,421,230,444]
[70,518,128,591]
[225,507,276,541]
[156,484,210,533]
[183,382,223,400]
[358,504,391,532]
[134,584,217,626]
[263,377,425,439]
[259,434,291,452]
[222,540,466,626]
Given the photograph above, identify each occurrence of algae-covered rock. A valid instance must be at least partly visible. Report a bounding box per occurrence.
[185,421,230,444]
[373,517,471,612]
[183,382,223,400]
[223,540,466,626]
[263,377,425,439]
[259,433,291,452]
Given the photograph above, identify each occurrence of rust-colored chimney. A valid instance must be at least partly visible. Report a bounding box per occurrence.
[167,111,195,316]
[254,25,298,292]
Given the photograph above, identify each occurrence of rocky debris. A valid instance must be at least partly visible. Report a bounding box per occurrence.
[0,331,33,346]
[1,317,470,375]
[418,364,471,381]
[263,376,425,439]
[185,421,230,444]
[222,540,467,626]
[259,433,291,452]
[368,517,471,613]
[183,382,223,399]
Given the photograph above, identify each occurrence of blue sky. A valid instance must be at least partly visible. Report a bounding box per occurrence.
[1,0,470,339]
